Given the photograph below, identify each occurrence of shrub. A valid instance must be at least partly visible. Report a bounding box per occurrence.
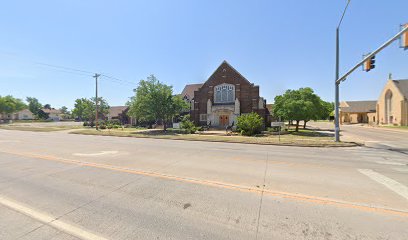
[99,124,107,130]
[180,115,198,134]
[237,112,264,136]
[113,125,120,129]
[83,121,89,127]
[89,121,95,127]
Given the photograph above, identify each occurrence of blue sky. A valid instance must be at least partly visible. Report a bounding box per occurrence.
[0,0,407,109]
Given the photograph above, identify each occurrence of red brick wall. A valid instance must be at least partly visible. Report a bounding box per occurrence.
[191,62,267,126]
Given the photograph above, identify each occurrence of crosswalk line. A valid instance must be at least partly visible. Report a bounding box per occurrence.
[358,169,408,201]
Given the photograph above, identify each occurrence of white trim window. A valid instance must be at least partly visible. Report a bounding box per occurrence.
[214,84,235,103]
[199,114,207,122]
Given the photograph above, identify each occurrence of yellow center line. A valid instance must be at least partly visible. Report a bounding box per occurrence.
[1,150,408,217]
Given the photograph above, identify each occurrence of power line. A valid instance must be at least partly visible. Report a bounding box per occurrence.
[34,61,94,75]
[1,52,134,86]
[101,74,135,86]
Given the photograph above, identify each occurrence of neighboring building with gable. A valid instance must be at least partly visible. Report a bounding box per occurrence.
[376,78,408,126]
[107,106,134,125]
[180,83,203,114]
[339,101,377,124]
[182,61,270,128]
[340,77,408,126]
[42,108,62,121]
[0,109,34,121]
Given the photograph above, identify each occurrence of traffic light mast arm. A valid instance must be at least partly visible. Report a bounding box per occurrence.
[336,25,408,85]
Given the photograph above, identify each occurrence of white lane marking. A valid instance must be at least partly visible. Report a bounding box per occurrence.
[0,196,108,240]
[376,161,407,166]
[358,169,408,201]
[73,151,118,157]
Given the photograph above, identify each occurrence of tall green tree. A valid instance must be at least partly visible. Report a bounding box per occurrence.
[26,97,43,117]
[319,101,334,120]
[91,97,110,120]
[128,75,188,130]
[273,87,325,131]
[59,106,70,119]
[72,97,110,121]
[0,95,26,119]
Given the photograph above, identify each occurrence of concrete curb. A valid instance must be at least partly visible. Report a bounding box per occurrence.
[69,131,360,148]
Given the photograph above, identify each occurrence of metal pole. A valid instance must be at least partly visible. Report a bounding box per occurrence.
[337,25,408,84]
[93,73,101,130]
[335,28,340,142]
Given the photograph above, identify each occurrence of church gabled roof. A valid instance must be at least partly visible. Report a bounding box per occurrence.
[204,60,253,85]
[392,79,408,99]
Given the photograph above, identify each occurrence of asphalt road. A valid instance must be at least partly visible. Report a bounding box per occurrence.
[308,121,408,151]
[0,129,407,239]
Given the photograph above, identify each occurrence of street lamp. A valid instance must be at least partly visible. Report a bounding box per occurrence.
[334,0,351,142]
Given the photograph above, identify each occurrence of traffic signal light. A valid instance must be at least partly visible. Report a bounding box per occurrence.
[401,24,408,49]
[363,55,375,72]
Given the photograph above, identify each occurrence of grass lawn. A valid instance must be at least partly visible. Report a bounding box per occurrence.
[0,125,84,132]
[380,125,408,130]
[71,128,357,147]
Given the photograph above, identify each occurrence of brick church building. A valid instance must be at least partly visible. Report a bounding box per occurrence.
[180,61,270,128]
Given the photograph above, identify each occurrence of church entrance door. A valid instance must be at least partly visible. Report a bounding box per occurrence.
[219,115,229,127]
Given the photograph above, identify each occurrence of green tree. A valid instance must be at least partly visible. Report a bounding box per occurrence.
[273,87,325,131]
[37,109,49,120]
[72,97,110,121]
[43,104,51,109]
[59,106,70,119]
[319,101,334,120]
[91,97,110,120]
[0,95,26,119]
[26,97,43,118]
[60,106,68,114]
[128,75,188,131]
[72,98,93,121]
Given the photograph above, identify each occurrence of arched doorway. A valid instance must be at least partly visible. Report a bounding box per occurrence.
[385,90,393,124]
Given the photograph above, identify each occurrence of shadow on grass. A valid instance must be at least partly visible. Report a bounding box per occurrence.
[289,129,334,137]
[130,129,185,136]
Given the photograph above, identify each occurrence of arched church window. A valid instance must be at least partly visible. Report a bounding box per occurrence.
[214,84,235,103]
[385,90,393,124]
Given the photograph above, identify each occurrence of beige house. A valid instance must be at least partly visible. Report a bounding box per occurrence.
[42,108,62,121]
[0,109,34,121]
[376,79,408,126]
[340,101,377,125]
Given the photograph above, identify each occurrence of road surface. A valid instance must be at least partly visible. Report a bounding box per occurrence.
[0,129,407,239]
[309,121,408,151]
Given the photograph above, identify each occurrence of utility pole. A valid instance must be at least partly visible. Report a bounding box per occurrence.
[93,73,101,130]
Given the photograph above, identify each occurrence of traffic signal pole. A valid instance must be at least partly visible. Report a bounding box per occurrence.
[93,73,101,130]
[334,0,350,143]
[336,25,408,84]
[334,25,408,142]
[334,28,340,142]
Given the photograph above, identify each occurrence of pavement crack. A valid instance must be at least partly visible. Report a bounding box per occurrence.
[255,152,269,240]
